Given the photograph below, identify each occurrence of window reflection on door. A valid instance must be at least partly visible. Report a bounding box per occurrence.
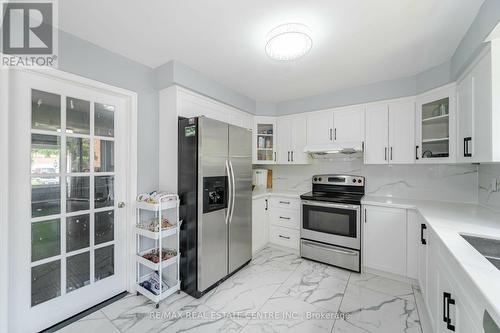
[30,91,117,307]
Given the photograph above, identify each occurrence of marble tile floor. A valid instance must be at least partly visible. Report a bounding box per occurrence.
[59,246,423,333]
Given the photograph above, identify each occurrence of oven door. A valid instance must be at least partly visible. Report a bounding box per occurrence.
[301,200,360,250]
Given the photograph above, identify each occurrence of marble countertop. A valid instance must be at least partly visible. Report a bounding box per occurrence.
[362,195,500,326]
[252,188,304,200]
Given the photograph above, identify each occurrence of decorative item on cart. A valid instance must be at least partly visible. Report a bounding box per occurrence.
[137,217,175,232]
[142,248,177,264]
[137,191,177,204]
[139,271,169,296]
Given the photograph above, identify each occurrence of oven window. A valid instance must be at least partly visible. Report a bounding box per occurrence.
[302,205,357,238]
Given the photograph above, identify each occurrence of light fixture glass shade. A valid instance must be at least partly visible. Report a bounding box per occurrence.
[265,23,312,61]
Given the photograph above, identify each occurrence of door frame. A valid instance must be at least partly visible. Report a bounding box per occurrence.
[1,67,138,330]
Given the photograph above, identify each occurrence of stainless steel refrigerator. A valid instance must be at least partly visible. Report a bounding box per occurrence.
[178,117,252,298]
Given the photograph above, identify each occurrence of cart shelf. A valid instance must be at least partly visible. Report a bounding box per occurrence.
[136,252,179,271]
[135,226,177,240]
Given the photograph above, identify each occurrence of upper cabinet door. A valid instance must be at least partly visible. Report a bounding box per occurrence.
[333,106,365,143]
[306,110,334,145]
[364,104,389,164]
[253,117,277,164]
[276,117,292,164]
[388,100,415,164]
[416,85,456,163]
[456,77,473,162]
[290,115,309,164]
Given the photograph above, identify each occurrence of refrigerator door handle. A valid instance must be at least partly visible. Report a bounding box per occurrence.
[229,160,236,223]
[225,159,232,225]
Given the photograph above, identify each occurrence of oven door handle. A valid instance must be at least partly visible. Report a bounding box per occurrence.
[302,241,358,256]
[301,200,360,211]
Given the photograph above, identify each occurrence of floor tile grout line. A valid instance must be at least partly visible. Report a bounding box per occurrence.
[330,272,351,333]
[99,308,123,333]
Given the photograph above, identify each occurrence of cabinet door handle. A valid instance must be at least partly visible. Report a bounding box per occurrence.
[279,216,291,220]
[415,146,419,160]
[384,147,388,161]
[265,199,268,211]
[279,201,290,204]
[443,292,456,331]
[420,223,427,245]
[274,152,276,162]
[329,128,333,141]
[334,128,337,141]
[278,234,290,240]
[390,147,393,160]
[464,137,472,157]
[288,151,290,162]
[364,208,367,223]
[463,137,467,157]
[291,151,294,162]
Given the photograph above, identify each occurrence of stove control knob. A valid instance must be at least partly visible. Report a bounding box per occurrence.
[358,179,362,183]
[318,177,322,182]
[352,179,356,183]
[313,177,318,181]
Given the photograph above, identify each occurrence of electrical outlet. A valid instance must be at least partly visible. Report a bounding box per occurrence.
[492,178,498,192]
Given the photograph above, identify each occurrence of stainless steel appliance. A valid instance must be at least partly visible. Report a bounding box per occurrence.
[300,175,365,272]
[178,117,252,298]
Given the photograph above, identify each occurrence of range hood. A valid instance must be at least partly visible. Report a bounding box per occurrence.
[303,142,363,156]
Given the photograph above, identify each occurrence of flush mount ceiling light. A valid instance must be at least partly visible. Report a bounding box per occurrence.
[265,23,312,61]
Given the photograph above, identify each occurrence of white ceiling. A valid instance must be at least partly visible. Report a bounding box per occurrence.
[59,0,484,103]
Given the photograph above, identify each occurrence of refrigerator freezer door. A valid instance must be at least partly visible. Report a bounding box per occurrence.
[228,125,253,273]
[198,118,229,291]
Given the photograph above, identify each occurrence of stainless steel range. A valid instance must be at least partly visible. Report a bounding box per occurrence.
[300,174,365,272]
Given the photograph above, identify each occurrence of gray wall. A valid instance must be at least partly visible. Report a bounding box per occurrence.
[58,31,158,192]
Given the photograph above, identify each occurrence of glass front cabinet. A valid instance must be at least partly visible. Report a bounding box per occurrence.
[253,116,277,164]
[415,84,456,163]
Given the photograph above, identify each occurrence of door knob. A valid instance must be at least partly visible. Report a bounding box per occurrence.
[118,202,126,208]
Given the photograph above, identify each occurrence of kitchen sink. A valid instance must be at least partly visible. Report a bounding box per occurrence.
[461,234,500,270]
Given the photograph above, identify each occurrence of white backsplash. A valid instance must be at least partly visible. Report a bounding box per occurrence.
[261,157,478,203]
[478,164,500,209]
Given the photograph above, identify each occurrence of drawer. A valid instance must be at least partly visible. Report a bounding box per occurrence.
[269,196,300,210]
[269,225,300,250]
[269,207,300,230]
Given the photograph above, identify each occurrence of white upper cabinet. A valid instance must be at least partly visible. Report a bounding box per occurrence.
[253,116,277,164]
[457,46,497,163]
[365,104,389,164]
[306,110,334,145]
[365,99,415,164]
[416,84,457,163]
[277,115,309,164]
[389,100,415,164]
[333,106,365,143]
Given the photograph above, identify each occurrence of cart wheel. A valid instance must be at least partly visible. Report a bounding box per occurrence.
[177,290,181,294]
[136,291,140,296]
[155,303,159,309]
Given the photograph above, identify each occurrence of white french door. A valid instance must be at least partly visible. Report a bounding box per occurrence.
[8,69,132,333]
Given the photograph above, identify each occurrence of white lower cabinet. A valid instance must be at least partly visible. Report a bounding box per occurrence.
[269,207,300,230]
[269,225,300,250]
[363,205,407,276]
[252,197,269,254]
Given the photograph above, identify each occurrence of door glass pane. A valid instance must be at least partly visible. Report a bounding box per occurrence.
[66,97,90,135]
[95,245,114,281]
[31,260,61,306]
[95,103,114,137]
[95,210,114,245]
[31,219,60,262]
[66,214,89,252]
[66,137,90,173]
[31,177,60,217]
[421,97,450,158]
[95,176,114,208]
[66,176,90,212]
[66,252,90,293]
[32,89,61,132]
[94,139,114,172]
[31,134,60,174]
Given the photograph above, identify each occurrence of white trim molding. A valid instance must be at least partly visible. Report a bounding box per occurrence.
[0,68,9,333]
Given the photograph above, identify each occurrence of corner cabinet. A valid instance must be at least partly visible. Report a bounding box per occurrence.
[253,117,277,164]
[416,84,457,163]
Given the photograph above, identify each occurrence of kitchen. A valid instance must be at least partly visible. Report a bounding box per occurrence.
[2,1,500,332]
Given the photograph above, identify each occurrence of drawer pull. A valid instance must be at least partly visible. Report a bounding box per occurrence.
[278,235,290,240]
[302,241,358,256]
[279,201,290,204]
[279,216,291,220]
